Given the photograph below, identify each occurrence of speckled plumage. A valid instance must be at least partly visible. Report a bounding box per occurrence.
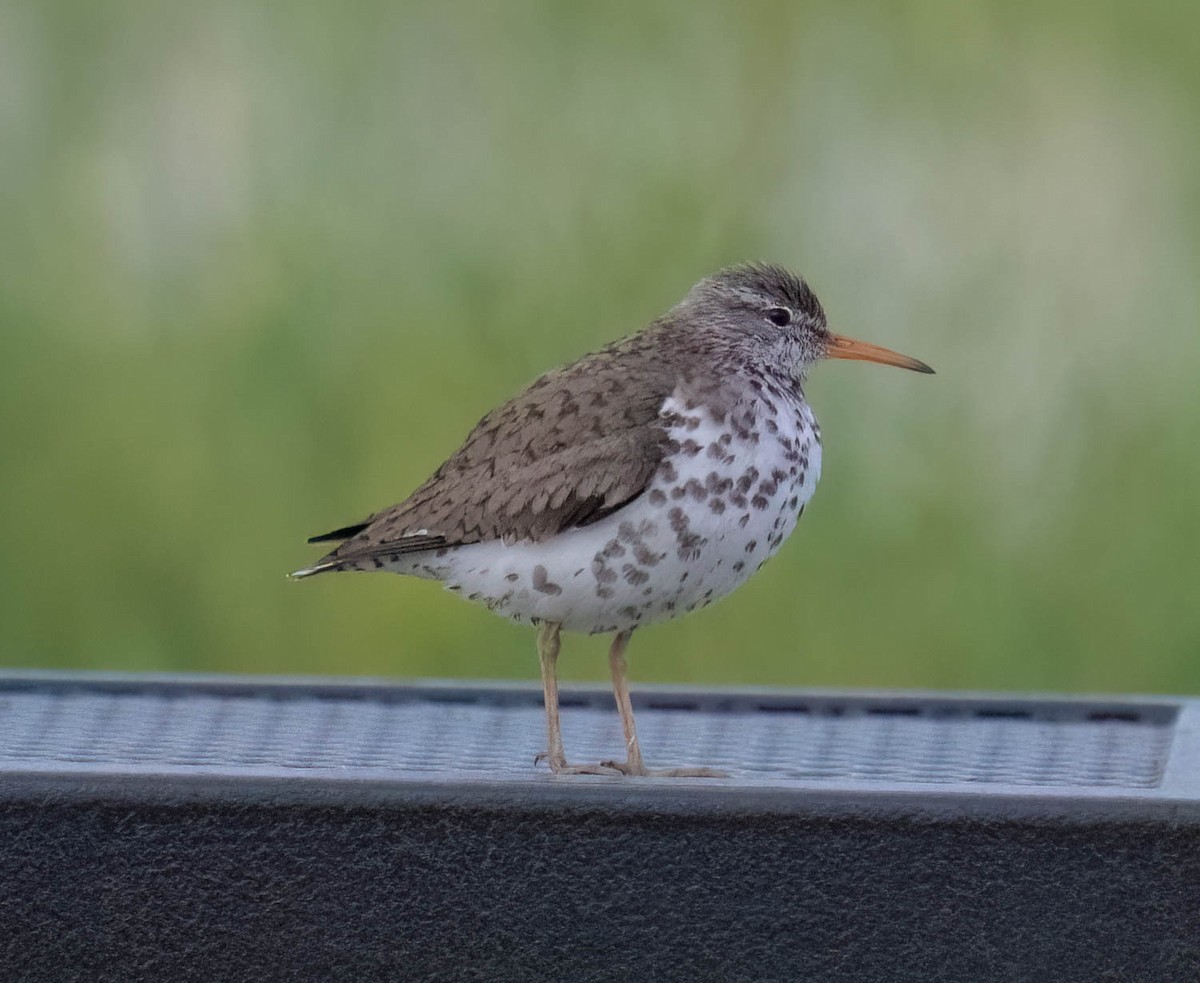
[360,390,821,634]
[295,263,932,776]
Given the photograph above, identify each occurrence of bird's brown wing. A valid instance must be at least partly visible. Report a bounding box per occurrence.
[310,340,677,571]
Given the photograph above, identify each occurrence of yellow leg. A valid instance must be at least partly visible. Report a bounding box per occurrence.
[607,629,646,774]
[535,621,620,776]
[601,630,729,779]
[536,621,567,771]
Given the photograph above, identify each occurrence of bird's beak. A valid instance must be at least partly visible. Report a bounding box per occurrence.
[825,333,935,374]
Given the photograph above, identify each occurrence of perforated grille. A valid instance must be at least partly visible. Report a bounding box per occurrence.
[0,681,1176,789]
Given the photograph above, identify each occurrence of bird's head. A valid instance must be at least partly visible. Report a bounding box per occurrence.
[677,263,934,380]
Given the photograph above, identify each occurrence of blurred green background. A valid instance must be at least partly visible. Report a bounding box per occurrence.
[2,1,1198,694]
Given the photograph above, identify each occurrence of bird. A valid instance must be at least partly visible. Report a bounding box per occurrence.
[292,263,933,777]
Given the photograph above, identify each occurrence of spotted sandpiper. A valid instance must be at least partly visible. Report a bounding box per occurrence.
[293,264,933,777]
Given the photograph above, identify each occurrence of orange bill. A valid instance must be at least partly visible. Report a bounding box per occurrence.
[826,333,934,374]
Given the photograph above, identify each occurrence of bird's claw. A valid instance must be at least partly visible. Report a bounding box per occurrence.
[601,759,729,778]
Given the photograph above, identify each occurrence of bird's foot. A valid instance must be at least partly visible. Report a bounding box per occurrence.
[534,751,727,778]
[534,751,624,776]
[601,759,729,779]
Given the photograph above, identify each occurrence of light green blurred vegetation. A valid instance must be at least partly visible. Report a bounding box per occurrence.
[2,1,1198,693]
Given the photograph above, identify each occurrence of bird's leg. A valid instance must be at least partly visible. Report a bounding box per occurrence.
[601,630,728,779]
[535,621,567,769]
[534,621,620,776]
[605,629,646,774]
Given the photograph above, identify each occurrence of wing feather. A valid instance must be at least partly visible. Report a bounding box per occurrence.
[308,338,677,573]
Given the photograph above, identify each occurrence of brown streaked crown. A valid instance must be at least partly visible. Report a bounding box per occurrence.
[688,263,826,325]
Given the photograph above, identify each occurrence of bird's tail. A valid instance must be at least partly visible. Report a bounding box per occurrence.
[288,561,339,580]
[290,517,374,579]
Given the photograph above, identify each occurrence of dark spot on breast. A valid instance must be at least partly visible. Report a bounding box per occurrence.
[667,505,705,559]
[686,478,707,501]
[709,498,726,514]
[732,560,745,573]
[745,539,758,553]
[649,489,667,505]
[592,558,619,584]
[532,565,562,596]
[505,572,520,582]
[660,460,678,482]
[681,439,703,456]
[602,539,626,558]
[704,472,722,493]
[752,495,770,510]
[737,467,759,493]
[633,543,663,567]
[622,564,650,586]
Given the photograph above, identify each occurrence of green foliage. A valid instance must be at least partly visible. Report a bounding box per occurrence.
[3,1,1198,693]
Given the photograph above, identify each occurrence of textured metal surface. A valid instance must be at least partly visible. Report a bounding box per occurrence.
[0,674,1179,790]
[3,673,1200,982]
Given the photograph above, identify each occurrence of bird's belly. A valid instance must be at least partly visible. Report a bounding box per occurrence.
[402,396,822,634]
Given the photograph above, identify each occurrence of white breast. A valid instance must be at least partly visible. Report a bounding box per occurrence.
[390,386,822,634]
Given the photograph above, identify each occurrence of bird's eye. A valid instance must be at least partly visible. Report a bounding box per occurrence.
[765,307,792,327]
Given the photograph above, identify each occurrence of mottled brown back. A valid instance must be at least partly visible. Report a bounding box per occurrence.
[316,331,680,567]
